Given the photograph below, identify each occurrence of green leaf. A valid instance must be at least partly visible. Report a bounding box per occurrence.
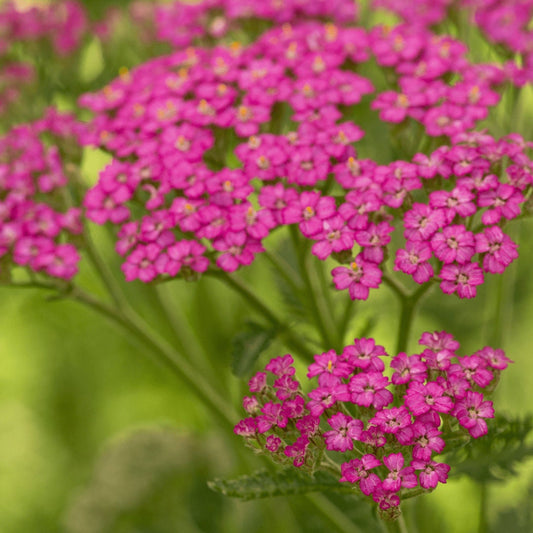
[208,469,355,501]
[80,147,112,187]
[231,322,277,377]
[445,413,533,483]
[79,38,104,84]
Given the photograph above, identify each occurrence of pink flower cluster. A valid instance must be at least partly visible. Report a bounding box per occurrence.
[0,0,87,56]
[0,0,87,118]
[234,332,512,515]
[0,109,86,280]
[154,0,357,48]
[372,0,533,85]
[0,61,35,116]
[79,19,532,298]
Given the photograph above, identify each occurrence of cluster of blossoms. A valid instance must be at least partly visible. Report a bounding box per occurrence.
[372,0,533,85]
[0,0,87,118]
[334,132,530,300]
[0,62,35,116]
[154,0,357,48]
[0,109,86,280]
[81,18,532,298]
[234,332,512,518]
[0,0,87,55]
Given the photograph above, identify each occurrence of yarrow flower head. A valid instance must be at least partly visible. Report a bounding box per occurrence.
[76,12,532,300]
[235,331,511,519]
[0,109,87,281]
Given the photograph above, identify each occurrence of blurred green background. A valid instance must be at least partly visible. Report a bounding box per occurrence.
[1,219,532,533]
[1,1,533,532]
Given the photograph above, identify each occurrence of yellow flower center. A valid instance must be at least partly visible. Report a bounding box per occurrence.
[119,66,131,82]
[397,93,409,108]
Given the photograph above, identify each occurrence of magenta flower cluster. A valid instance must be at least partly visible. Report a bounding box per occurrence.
[0,0,87,56]
[0,109,86,280]
[79,19,532,299]
[371,0,533,85]
[154,0,357,48]
[0,0,87,117]
[234,332,512,514]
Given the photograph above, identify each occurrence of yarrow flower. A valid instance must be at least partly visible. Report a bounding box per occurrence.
[0,110,86,280]
[235,331,510,518]
[76,13,532,301]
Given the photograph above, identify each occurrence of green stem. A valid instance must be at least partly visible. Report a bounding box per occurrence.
[338,297,356,347]
[71,286,238,427]
[315,256,343,350]
[290,225,336,350]
[478,483,489,533]
[82,223,127,311]
[396,296,417,355]
[153,284,221,386]
[395,283,433,355]
[4,279,238,428]
[208,269,316,361]
[305,252,339,349]
[382,273,410,300]
[381,515,409,533]
[263,248,303,294]
[305,493,364,533]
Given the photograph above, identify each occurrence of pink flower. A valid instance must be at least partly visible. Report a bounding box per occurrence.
[284,435,309,467]
[265,354,295,377]
[234,418,257,437]
[297,192,337,238]
[122,244,161,282]
[453,391,494,438]
[370,406,411,434]
[391,352,427,384]
[340,455,381,495]
[157,240,209,276]
[382,453,417,492]
[394,241,434,283]
[475,226,518,274]
[307,350,352,380]
[419,331,460,351]
[331,258,382,301]
[411,459,450,489]
[265,435,282,452]
[323,413,364,452]
[450,355,493,388]
[372,485,401,510]
[429,187,476,223]
[440,262,484,298]
[411,421,445,460]
[213,231,264,272]
[257,402,288,432]
[349,372,393,409]
[431,225,475,265]
[342,337,388,372]
[306,386,338,417]
[355,221,394,264]
[403,203,446,241]
[311,215,354,260]
[474,346,513,370]
[405,381,453,416]
[478,183,524,225]
[273,375,300,401]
